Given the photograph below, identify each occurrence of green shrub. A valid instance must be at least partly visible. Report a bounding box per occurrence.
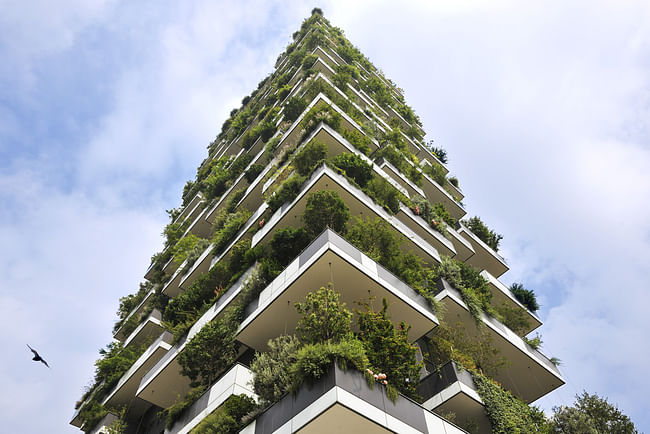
[211,209,251,256]
[250,335,301,405]
[496,303,531,335]
[356,298,422,399]
[293,140,327,176]
[284,96,307,122]
[424,161,447,186]
[332,152,373,187]
[244,164,264,183]
[267,175,306,212]
[269,227,312,267]
[171,234,202,265]
[341,129,371,155]
[301,54,318,70]
[509,283,539,312]
[165,385,207,429]
[302,190,350,237]
[365,176,401,214]
[463,216,503,252]
[295,286,352,345]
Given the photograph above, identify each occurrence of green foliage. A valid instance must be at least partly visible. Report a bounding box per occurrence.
[448,176,459,188]
[356,298,422,399]
[267,174,306,212]
[171,234,201,265]
[211,209,252,256]
[163,221,187,249]
[165,385,207,429]
[105,408,128,434]
[551,391,638,434]
[300,104,342,140]
[95,341,150,393]
[524,333,543,350]
[295,286,353,345]
[361,76,394,109]
[301,54,318,70]
[495,303,531,335]
[375,144,422,186]
[463,216,503,252]
[269,227,312,267]
[78,401,107,434]
[294,140,327,176]
[364,176,401,214]
[113,281,152,333]
[473,371,551,433]
[341,129,372,155]
[277,84,292,101]
[423,161,447,186]
[332,152,373,187]
[250,335,301,405]
[302,190,350,237]
[427,143,448,164]
[191,394,257,434]
[178,316,239,387]
[290,338,369,391]
[284,96,308,122]
[433,256,492,322]
[509,283,539,312]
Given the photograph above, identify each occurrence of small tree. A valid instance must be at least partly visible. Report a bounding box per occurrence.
[250,335,301,405]
[302,190,350,237]
[463,216,503,252]
[295,286,352,344]
[332,152,373,187]
[509,283,539,312]
[293,140,327,176]
[178,318,239,387]
[356,298,422,399]
[551,391,638,433]
[284,96,307,123]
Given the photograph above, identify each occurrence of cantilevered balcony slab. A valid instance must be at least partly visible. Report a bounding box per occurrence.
[174,193,204,225]
[122,309,165,349]
[395,204,456,259]
[480,271,542,336]
[418,361,490,434]
[113,288,157,342]
[167,363,256,434]
[312,46,340,71]
[376,158,426,200]
[457,223,508,278]
[435,279,564,403]
[420,173,465,221]
[419,151,449,176]
[241,363,465,434]
[239,229,438,352]
[252,165,441,266]
[88,413,118,434]
[137,269,258,409]
[101,331,173,410]
[181,206,212,239]
[445,180,464,202]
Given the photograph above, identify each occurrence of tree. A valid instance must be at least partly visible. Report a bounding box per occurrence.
[295,286,352,344]
[293,140,326,176]
[302,190,350,237]
[463,216,503,252]
[509,282,539,312]
[250,335,301,405]
[356,298,422,399]
[551,391,638,433]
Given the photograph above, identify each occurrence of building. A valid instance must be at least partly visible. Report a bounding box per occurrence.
[71,10,564,434]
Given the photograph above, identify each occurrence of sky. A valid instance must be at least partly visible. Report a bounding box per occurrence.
[1,1,649,432]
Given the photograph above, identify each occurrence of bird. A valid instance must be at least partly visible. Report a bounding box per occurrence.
[27,344,50,368]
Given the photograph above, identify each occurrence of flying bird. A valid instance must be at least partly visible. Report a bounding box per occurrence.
[27,344,50,368]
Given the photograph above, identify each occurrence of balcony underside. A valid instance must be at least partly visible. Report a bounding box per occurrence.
[457,225,508,278]
[435,281,564,403]
[239,230,438,352]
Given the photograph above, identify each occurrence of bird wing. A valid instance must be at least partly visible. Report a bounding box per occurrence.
[40,359,50,368]
[26,344,38,357]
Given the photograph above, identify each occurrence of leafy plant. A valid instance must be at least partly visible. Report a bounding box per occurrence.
[509,283,539,312]
[192,394,257,434]
[293,140,327,176]
[524,333,543,350]
[356,298,422,399]
[164,385,207,429]
[284,96,307,122]
[295,286,352,344]
[269,227,312,267]
[267,174,306,212]
[551,391,638,433]
[250,335,301,405]
[331,152,373,187]
[302,190,350,237]
[463,216,503,252]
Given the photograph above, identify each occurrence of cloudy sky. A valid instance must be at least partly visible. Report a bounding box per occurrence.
[1,1,648,432]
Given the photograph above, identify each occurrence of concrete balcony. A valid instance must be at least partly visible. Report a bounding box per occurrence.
[101,331,173,411]
[122,309,165,349]
[420,173,465,221]
[241,363,465,434]
[445,180,464,202]
[312,46,340,71]
[434,279,564,403]
[239,229,438,352]
[173,193,205,225]
[456,223,509,278]
[376,158,426,200]
[395,204,456,259]
[137,269,258,409]
[252,164,441,266]
[418,361,490,434]
[113,287,157,342]
[480,271,542,336]
[166,363,256,434]
[419,151,449,176]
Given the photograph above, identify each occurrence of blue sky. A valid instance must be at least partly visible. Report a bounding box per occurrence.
[1,1,649,432]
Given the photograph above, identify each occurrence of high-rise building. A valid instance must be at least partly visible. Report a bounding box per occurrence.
[71,10,564,434]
